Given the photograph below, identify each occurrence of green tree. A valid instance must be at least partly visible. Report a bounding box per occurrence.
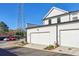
[15,29,25,39]
[0,21,9,34]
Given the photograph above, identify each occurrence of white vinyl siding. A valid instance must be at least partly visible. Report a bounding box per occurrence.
[27,21,79,47]
[46,8,67,18]
[43,20,49,25]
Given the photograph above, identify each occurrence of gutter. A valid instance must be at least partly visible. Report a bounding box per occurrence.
[26,20,79,29]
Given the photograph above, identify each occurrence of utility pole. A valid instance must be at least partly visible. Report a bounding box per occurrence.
[17,3,27,41]
[17,3,22,31]
[17,3,24,31]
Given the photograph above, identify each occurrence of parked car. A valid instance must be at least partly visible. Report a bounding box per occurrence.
[0,37,6,41]
[3,37,9,41]
[7,36,16,41]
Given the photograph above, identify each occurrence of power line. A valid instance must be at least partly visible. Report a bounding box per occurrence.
[17,3,24,31]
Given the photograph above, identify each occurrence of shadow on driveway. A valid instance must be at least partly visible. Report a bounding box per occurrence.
[6,47,74,56]
[0,48,17,56]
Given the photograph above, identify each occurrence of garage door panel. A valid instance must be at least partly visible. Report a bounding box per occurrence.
[60,30,79,48]
[31,32,50,45]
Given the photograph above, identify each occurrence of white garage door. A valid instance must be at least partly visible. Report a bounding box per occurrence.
[30,32,50,45]
[60,29,79,48]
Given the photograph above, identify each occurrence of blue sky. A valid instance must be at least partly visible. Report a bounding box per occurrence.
[0,3,79,29]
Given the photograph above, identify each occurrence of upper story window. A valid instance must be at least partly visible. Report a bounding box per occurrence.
[72,12,78,15]
[71,12,78,20]
[72,16,78,20]
[57,17,61,23]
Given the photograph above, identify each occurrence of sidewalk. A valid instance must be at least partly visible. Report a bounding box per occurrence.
[23,43,47,50]
[51,46,79,56]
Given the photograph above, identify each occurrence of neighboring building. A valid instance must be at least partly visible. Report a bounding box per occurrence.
[26,23,38,28]
[26,7,79,48]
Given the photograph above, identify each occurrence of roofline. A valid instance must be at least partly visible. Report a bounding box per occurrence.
[52,7,68,13]
[43,10,79,20]
[43,7,68,19]
[26,23,38,25]
[26,20,79,29]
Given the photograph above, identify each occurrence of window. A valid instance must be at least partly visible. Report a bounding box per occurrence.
[72,16,78,20]
[49,19,51,25]
[71,12,78,15]
[71,12,78,20]
[57,17,61,23]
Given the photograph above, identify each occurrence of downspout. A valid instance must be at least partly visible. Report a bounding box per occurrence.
[25,28,27,43]
[69,13,71,21]
[56,17,60,46]
[56,23,58,45]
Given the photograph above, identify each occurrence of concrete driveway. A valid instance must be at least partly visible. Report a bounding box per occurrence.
[5,47,73,56]
[0,41,73,56]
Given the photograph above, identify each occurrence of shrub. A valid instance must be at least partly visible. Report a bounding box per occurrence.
[21,41,25,44]
[44,45,55,50]
[15,31,24,39]
[54,43,59,48]
[20,41,28,45]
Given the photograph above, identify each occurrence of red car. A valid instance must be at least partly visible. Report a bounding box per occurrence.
[7,36,16,41]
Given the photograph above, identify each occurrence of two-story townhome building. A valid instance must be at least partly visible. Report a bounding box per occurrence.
[26,7,79,48]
